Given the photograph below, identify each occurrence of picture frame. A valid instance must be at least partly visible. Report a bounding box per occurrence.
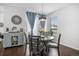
[0,23,4,27]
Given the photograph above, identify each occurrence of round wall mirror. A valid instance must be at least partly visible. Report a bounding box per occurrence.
[11,15,22,25]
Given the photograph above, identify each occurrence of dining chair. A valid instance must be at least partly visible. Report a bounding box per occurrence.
[47,33,61,56]
[28,35,42,56]
[24,32,27,55]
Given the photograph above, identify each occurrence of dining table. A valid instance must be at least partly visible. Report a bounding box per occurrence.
[40,36,55,41]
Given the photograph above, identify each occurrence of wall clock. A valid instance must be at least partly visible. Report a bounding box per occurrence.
[11,15,22,25]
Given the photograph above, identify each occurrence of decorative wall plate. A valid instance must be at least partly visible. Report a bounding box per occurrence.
[11,15,22,25]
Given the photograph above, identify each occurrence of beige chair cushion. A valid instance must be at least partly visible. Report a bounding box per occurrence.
[47,42,58,48]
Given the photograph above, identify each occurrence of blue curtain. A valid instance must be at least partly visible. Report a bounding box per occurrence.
[26,12,36,35]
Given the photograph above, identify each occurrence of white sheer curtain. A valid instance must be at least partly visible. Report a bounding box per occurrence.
[25,14,31,35]
[33,15,39,35]
[45,18,48,32]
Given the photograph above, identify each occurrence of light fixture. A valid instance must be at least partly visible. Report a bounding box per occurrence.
[39,3,46,21]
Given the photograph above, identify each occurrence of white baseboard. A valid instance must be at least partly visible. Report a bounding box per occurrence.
[60,43,79,51]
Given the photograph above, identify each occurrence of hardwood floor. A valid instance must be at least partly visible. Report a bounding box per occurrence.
[0,42,79,56]
[0,42,26,56]
[60,45,79,56]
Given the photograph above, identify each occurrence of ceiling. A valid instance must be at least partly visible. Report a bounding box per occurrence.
[0,3,71,15]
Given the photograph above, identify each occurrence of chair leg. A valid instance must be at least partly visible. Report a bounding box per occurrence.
[47,46,49,56]
[58,47,60,56]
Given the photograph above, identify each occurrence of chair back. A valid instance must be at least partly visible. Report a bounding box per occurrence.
[28,35,41,55]
[58,33,61,48]
[48,33,61,56]
[24,33,27,55]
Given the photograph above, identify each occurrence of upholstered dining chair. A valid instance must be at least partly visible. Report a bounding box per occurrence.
[47,33,61,56]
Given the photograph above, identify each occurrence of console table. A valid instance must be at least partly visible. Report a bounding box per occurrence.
[3,32,25,48]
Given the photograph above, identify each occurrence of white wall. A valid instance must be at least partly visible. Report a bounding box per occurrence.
[3,6,27,33]
[0,6,4,41]
[48,4,79,50]
[0,6,4,33]
[0,5,27,41]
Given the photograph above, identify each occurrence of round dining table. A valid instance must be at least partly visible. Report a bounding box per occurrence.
[40,36,55,41]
